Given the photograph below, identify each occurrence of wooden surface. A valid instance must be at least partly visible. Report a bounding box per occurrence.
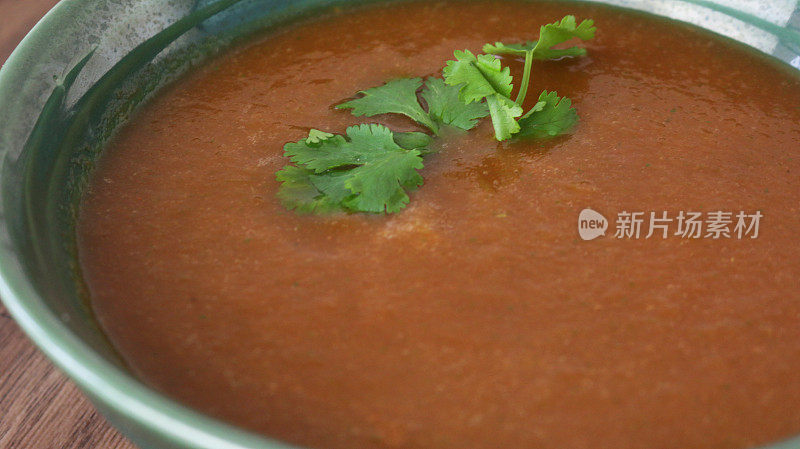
[0,1,137,448]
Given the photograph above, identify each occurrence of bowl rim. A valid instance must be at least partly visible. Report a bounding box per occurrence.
[1,1,800,449]
[0,2,299,448]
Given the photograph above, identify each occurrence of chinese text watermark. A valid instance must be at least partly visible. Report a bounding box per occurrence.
[578,209,762,241]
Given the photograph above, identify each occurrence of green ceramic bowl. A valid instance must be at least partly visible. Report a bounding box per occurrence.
[1,1,800,448]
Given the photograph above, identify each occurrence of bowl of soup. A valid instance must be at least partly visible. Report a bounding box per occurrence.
[1,1,800,448]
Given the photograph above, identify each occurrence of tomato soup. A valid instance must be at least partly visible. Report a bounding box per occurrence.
[78,1,800,448]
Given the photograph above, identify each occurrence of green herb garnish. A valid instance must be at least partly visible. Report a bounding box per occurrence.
[276,15,595,214]
[337,78,440,133]
[277,124,424,213]
[336,77,489,134]
[442,50,523,140]
[516,90,579,139]
[450,15,595,137]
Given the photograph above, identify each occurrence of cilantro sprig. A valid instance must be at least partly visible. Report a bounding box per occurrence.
[276,15,595,214]
[449,15,595,138]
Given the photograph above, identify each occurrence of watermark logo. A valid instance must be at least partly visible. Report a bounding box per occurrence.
[578,209,762,240]
[578,208,608,241]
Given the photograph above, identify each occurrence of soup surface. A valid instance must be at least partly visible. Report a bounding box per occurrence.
[78,2,800,449]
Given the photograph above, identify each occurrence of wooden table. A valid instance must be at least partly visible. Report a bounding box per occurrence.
[0,1,137,448]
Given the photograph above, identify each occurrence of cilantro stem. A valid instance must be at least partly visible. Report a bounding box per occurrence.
[514,51,534,106]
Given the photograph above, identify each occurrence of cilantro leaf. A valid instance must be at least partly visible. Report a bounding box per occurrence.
[336,76,489,135]
[283,133,350,173]
[533,15,595,57]
[278,126,424,214]
[482,42,529,56]
[421,77,489,131]
[284,124,403,173]
[336,78,438,133]
[483,41,587,60]
[486,16,595,60]
[485,94,523,140]
[275,165,345,214]
[306,129,335,144]
[394,131,433,152]
[516,90,578,139]
[308,170,351,205]
[443,50,517,140]
[342,150,423,213]
[442,50,514,103]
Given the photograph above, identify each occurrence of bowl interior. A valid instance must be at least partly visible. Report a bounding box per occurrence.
[1,1,800,448]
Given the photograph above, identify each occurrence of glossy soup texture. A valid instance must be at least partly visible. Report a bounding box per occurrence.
[78,2,800,449]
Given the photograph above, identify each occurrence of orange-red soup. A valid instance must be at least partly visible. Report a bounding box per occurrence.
[78,2,800,449]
